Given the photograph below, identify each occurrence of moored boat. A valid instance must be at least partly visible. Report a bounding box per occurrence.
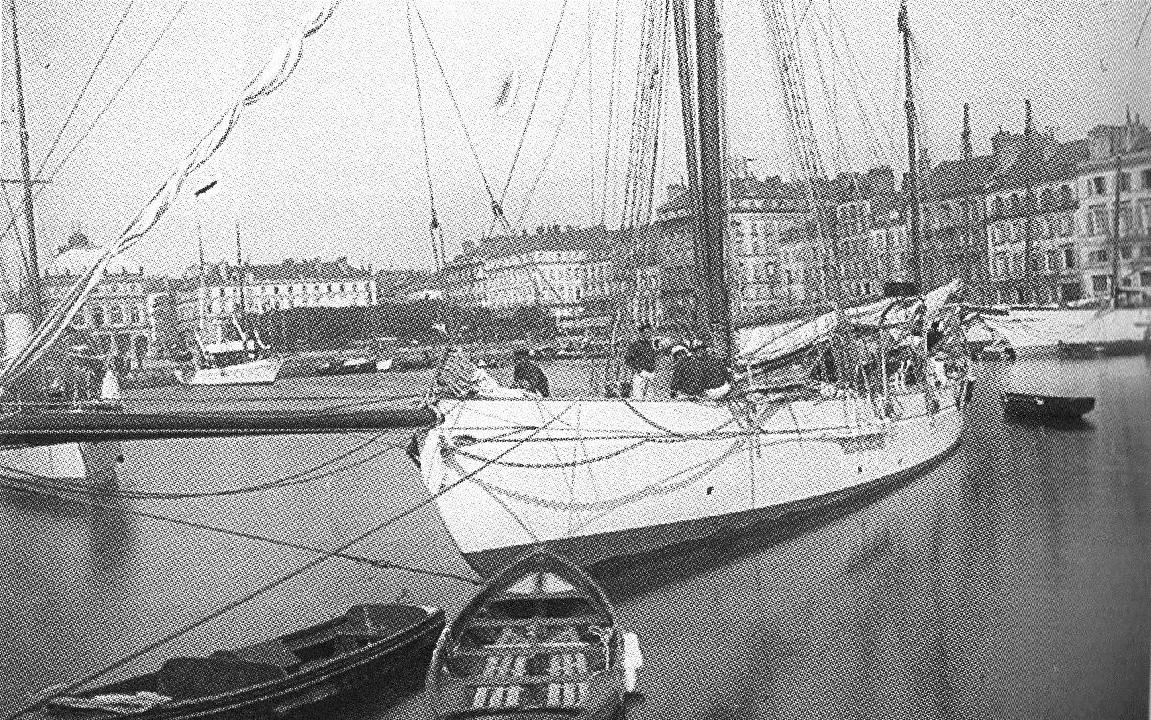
[177,355,283,386]
[37,604,444,719]
[426,549,641,719]
[1001,392,1095,420]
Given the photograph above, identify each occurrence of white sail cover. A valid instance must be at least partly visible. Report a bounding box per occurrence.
[0,0,341,389]
[735,311,838,367]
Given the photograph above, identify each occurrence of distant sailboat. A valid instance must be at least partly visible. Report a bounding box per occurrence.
[178,226,282,386]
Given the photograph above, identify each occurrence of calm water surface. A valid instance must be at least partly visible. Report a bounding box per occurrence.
[0,357,1147,718]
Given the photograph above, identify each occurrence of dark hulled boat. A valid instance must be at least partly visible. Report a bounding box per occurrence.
[39,604,444,719]
[426,549,642,719]
[1002,392,1096,420]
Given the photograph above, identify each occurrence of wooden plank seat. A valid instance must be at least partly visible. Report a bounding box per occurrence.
[467,616,602,629]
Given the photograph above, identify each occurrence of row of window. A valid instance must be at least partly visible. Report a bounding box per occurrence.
[991,247,1078,279]
[71,304,146,329]
[988,185,1075,219]
[209,282,369,297]
[1085,168,1151,196]
[989,214,1075,245]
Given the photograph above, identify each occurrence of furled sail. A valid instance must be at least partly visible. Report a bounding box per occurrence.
[0,0,342,390]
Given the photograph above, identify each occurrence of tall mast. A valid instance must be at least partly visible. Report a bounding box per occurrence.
[1111,152,1122,307]
[898,0,922,291]
[1022,98,1037,305]
[235,222,246,321]
[196,221,206,335]
[679,0,733,355]
[8,0,43,320]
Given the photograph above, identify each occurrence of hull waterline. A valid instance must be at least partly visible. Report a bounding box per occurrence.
[422,379,968,578]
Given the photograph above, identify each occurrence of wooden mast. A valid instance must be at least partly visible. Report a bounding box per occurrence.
[7,0,44,321]
[674,0,733,355]
[897,0,922,291]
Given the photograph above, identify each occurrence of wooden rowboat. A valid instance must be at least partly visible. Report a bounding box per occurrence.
[426,549,642,719]
[38,604,444,719]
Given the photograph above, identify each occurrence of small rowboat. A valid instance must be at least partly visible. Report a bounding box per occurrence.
[427,549,642,719]
[38,604,444,719]
[1002,392,1096,420]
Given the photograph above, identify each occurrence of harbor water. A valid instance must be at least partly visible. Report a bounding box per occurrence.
[0,356,1147,718]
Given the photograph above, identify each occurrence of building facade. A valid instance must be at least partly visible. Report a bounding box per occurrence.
[42,265,168,366]
[1075,116,1151,304]
[174,257,378,343]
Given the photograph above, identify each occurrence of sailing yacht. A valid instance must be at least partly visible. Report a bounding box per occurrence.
[178,229,282,386]
[0,0,120,484]
[417,0,972,576]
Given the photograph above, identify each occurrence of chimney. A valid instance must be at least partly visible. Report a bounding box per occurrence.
[1023,98,1033,137]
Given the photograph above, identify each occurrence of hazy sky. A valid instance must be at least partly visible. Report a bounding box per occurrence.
[0,0,1146,282]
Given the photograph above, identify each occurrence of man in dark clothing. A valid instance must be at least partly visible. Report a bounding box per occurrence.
[668,345,704,398]
[696,344,731,400]
[623,323,657,398]
[513,349,550,397]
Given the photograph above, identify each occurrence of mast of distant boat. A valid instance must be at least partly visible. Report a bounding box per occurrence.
[898,0,922,291]
[1110,152,1122,308]
[6,0,45,323]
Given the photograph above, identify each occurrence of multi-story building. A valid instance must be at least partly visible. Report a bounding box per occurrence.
[1075,113,1151,304]
[174,256,377,342]
[42,252,169,366]
[981,113,1086,306]
[727,174,811,311]
[832,166,913,301]
[480,225,604,331]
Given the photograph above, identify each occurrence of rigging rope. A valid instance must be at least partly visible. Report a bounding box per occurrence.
[498,0,572,219]
[0,473,479,585]
[410,3,503,229]
[6,433,404,500]
[0,0,336,391]
[39,0,138,175]
[600,0,622,225]
[2,410,555,720]
[405,0,444,270]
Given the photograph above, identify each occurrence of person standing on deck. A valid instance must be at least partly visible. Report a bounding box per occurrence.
[668,345,705,399]
[696,343,732,401]
[623,324,657,398]
[512,348,550,397]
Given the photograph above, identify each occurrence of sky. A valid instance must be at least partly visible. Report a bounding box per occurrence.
[0,0,1146,285]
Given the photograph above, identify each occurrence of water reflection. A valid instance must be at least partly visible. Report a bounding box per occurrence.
[0,359,1146,718]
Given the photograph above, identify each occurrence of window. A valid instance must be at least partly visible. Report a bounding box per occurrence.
[1141,271,1151,287]
[1088,249,1109,264]
[1092,176,1107,195]
[1142,245,1151,259]
[110,306,124,325]
[1046,249,1059,272]
[1118,172,1131,192]
[1061,185,1073,206]
[1121,245,1132,260]
[993,196,1005,217]
[1040,188,1054,209]
[1143,169,1151,189]
[1092,275,1110,292]
[1064,247,1076,269]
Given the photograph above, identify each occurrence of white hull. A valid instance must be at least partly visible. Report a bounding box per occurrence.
[181,357,283,386]
[422,379,968,575]
[0,440,120,486]
[984,308,1151,351]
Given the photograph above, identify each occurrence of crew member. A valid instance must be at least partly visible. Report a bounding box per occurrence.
[668,345,704,399]
[696,344,732,401]
[512,348,550,397]
[623,323,657,398]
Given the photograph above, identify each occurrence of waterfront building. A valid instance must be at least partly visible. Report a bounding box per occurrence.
[981,106,1087,306]
[480,225,604,332]
[173,256,378,343]
[833,166,913,301]
[1075,112,1151,304]
[727,173,810,310]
